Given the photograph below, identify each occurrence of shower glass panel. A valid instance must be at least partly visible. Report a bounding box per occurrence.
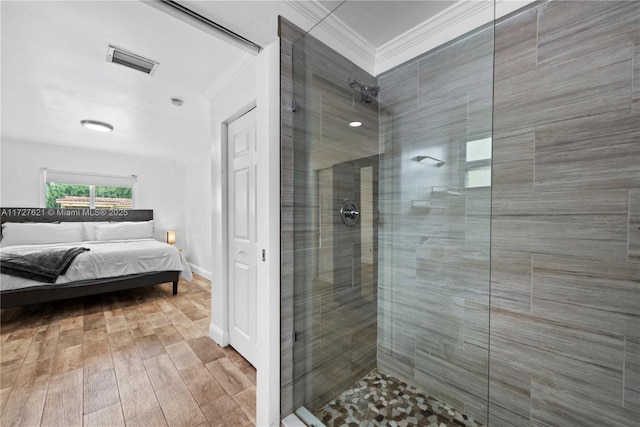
[289,1,495,424]
[377,16,495,425]
[291,21,380,414]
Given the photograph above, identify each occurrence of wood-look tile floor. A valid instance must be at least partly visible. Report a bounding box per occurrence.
[0,274,256,427]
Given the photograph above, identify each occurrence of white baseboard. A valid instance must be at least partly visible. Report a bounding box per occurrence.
[189,263,212,280]
[209,322,229,347]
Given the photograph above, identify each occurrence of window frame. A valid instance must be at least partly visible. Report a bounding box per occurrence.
[463,137,492,189]
[40,168,138,209]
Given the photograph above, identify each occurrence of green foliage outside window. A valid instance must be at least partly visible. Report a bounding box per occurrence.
[45,183,132,208]
[95,186,133,199]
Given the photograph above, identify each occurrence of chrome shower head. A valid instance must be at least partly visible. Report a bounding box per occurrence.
[416,155,446,167]
[349,78,380,104]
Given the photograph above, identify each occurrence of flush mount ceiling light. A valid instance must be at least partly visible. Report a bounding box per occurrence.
[80,120,114,132]
[349,121,362,127]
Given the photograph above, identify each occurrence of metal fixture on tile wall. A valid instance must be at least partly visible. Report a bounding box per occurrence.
[339,199,360,227]
[348,78,380,103]
[416,155,446,167]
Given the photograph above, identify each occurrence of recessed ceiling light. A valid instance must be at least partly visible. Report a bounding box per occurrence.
[81,120,113,132]
[349,121,362,127]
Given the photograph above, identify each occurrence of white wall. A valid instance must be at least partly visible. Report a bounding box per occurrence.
[255,41,281,427]
[183,155,212,278]
[0,138,186,247]
[208,43,281,427]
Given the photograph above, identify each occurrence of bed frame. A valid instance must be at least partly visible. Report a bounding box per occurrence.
[0,207,179,308]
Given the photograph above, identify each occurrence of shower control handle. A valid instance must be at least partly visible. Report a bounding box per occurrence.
[339,200,360,227]
[342,208,359,220]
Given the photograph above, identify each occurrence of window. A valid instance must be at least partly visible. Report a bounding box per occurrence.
[464,138,492,188]
[42,169,137,209]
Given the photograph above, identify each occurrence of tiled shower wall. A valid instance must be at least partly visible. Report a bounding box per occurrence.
[377,1,639,425]
[489,1,639,426]
[280,17,379,415]
[280,16,304,417]
[377,22,494,425]
[281,0,640,424]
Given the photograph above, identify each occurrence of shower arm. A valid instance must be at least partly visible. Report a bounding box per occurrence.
[416,155,446,167]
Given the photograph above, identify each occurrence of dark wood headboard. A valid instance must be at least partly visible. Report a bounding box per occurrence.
[1,208,153,224]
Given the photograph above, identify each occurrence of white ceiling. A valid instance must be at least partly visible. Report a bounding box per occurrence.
[318,1,454,48]
[1,0,247,161]
[0,0,469,161]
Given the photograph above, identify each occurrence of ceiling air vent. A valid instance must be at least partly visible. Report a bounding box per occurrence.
[107,45,159,75]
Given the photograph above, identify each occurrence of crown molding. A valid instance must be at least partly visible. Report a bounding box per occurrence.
[281,0,328,31]
[204,52,255,101]
[495,0,538,20]
[374,0,537,75]
[276,0,537,77]
[282,0,376,74]
[374,0,494,75]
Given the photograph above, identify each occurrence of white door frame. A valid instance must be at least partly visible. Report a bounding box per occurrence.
[227,107,258,366]
[209,43,280,427]
[209,102,256,348]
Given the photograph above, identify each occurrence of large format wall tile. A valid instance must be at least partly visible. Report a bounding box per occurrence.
[630,189,640,262]
[494,6,537,82]
[492,190,629,261]
[534,115,640,192]
[537,1,639,67]
[279,17,304,417]
[625,339,640,409]
[491,315,625,409]
[494,42,633,134]
[378,14,493,423]
[490,250,531,312]
[491,2,640,425]
[532,255,640,339]
[281,17,379,415]
[529,378,640,427]
[491,132,535,197]
[488,346,531,426]
[283,1,639,424]
[634,38,640,115]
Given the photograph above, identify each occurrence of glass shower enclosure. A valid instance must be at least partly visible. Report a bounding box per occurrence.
[287,1,495,424]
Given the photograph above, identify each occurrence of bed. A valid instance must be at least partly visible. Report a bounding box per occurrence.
[0,207,192,308]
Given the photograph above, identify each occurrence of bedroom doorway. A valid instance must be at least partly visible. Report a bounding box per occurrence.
[226,107,258,366]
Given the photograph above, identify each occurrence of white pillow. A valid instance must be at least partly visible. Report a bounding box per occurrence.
[94,221,154,241]
[0,222,84,247]
[81,222,108,241]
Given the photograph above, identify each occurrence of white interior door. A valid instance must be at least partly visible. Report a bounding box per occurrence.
[227,108,257,366]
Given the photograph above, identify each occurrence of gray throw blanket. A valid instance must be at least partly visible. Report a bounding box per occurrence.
[1,246,90,283]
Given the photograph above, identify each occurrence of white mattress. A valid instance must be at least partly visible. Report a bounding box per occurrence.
[1,238,192,291]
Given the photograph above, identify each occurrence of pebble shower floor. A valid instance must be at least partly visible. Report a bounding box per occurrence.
[315,370,482,427]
